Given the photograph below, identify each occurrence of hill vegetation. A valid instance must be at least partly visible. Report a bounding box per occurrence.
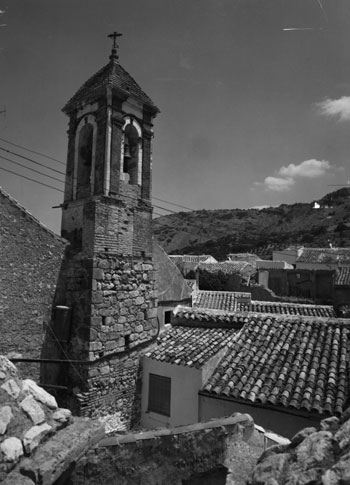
[153,188,350,260]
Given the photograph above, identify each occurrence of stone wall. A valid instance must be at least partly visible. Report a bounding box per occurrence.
[44,250,158,424]
[72,414,265,485]
[0,189,66,380]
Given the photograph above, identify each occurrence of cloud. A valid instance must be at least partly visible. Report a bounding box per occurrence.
[279,159,331,178]
[263,176,295,192]
[257,159,333,192]
[317,96,350,121]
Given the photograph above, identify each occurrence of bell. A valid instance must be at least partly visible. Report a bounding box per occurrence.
[124,143,131,160]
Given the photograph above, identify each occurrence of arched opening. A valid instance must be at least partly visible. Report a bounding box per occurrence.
[76,123,94,199]
[122,118,142,185]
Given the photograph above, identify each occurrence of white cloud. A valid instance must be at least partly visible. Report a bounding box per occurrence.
[257,158,333,192]
[317,96,350,121]
[263,176,295,192]
[279,159,331,178]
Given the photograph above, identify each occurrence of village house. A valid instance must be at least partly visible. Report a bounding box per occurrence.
[141,305,350,438]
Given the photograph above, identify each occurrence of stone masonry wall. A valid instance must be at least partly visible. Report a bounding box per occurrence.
[0,189,66,380]
[72,414,264,485]
[47,250,158,424]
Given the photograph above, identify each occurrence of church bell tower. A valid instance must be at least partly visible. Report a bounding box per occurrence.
[55,33,159,423]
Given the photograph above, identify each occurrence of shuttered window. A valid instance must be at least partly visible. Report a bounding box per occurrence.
[148,373,171,416]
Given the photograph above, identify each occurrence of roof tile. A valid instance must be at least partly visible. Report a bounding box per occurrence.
[203,318,350,416]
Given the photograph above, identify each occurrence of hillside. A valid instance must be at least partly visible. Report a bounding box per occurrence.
[153,188,350,260]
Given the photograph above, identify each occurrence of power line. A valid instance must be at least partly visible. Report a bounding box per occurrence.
[0,146,66,177]
[0,137,196,211]
[0,136,66,166]
[0,154,65,185]
[0,166,64,193]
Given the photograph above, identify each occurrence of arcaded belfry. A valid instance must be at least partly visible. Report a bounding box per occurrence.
[51,32,160,424]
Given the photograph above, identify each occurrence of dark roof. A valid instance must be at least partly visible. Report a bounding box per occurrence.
[296,248,350,265]
[334,267,350,286]
[197,261,256,277]
[153,242,192,303]
[203,318,349,415]
[144,325,235,368]
[63,57,158,113]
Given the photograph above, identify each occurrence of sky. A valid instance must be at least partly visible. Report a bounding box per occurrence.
[0,0,350,234]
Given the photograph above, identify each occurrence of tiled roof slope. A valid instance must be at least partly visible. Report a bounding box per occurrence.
[192,290,336,318]
[169,255,216,264]
[203,318,349,415]
[246,301,336,318]
[296,248,350,264]
[63,58,158,113]
[197,261,256,276]
[334,267,350,286]
[144,326,235,368]
[193,290,251,312]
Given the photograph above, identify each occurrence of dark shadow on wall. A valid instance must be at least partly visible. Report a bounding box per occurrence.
[40,244,92,413]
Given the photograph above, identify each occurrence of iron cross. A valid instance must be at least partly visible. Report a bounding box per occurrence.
[108,31,122,50]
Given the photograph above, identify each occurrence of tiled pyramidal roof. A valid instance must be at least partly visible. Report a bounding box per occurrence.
[144,326,235,368]
[203,318,349,415]
[63,57,158,113]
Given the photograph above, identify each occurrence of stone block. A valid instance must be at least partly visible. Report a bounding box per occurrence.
[93,268,104,280]
[22,379,57,409]
[1,379,21,399]
[23,423,52,454]
[20,395,46,425]
[92,292,103,304]
[52,408,72,425]
[0,406,13,435]
[135,325,143,333]
[0,437,24,462]
[89,341,102,352]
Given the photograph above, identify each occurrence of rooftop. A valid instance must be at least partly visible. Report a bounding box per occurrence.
[197,261,256,277]
[296,248,350,265]
[191,291,336,318]
[63,56,158,113]
[334,266,350,286]
[144,325,235,368]
[169,255,216,264]
[203,318,349,416]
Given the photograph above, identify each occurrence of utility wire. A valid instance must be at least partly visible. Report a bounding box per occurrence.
[0,136,66,166]
[0,154,65,185]
[0,146,66,177]
[0,138,196,211]
[0,166,64,193]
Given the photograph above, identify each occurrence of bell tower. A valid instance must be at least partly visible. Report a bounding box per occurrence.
[55,33,160,423]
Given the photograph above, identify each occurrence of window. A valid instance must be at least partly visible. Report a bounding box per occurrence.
[148,373,171,416]
[164,310,172,324]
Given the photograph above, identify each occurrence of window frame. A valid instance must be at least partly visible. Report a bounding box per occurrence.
[148,373,171,417]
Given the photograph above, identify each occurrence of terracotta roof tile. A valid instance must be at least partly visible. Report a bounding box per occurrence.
[296,248,350,265]
[144,326,235,368]
[169,255,216,264]
[63,58,158,113]
[197,261,256,277]
[203,318,350,415]
[334,267,350,286]
[192,291,336,318]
